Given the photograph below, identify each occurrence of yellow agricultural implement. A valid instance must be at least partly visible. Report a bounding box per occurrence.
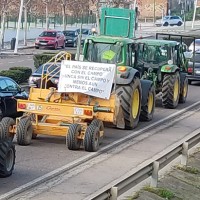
[0,51,133,152]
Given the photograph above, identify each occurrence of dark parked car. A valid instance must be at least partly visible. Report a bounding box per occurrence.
[0,76,28,120]
[187,51,200,84]
[35,30,66,50]
[77,28,92,45]
[28,63,60,89]
[63,29,79,47]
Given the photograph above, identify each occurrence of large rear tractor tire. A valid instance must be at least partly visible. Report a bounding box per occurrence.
[67,124,82,150]
[140,85,155,121]
[16,117,33,146]
[179,77,188,103]
[116,77,142,129]
[0,140,15,177]
[84,125,100,152]
[0,117,15,141]
[162,72,180,109]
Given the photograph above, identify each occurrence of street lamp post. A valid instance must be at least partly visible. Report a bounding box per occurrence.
[14,0,24,54]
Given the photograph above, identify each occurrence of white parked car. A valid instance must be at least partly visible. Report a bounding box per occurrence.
[155,16,183,27]
[189,39,200,52]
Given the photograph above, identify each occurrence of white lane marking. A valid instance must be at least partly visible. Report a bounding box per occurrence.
[1,101,200,200]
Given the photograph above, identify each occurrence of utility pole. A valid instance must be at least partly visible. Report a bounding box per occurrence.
[192,0,199,28]
[14,0,24,54]
[153,0,156,23]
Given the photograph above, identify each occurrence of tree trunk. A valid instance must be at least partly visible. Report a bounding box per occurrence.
[62,5,66,30]
[95,10,100,35]
[24,6,28,46]
[0,11,6,49]
[46,3,49,29]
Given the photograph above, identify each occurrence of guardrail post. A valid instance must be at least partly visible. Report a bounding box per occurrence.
[110,187,118,200]
[150,161,160,188]
[181,142,188,166]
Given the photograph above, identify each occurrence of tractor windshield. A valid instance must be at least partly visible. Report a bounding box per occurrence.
[85,42,122,64]
[138,45,170,64]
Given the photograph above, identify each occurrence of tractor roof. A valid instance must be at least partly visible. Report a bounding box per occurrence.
[86,35,133,44]
[135,39,178,47]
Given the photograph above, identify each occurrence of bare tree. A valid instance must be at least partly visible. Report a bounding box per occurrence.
[0,0,19,49]
[58,0,68,30]
[42,0,52,29]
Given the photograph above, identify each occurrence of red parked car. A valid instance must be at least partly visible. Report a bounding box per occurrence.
[35,30,65,50]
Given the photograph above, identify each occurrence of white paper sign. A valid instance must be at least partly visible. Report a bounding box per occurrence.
[58,60,116,99]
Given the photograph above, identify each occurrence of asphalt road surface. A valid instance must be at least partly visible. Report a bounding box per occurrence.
[0,82,200,196]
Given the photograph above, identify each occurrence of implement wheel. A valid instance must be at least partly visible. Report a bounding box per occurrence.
[91,119,104,144]
[179,77,188,103]
[0,140,15,177]
[16,117,33,146]
[140,85,155,121]
[67,124,82,150]
[116,77,142,129]
[162,72,180,108]
[0,117,15,141]
[84,125,100,152]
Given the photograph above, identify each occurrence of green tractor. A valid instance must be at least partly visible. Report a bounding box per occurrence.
[81,7,155,124]
[134,39,188,108]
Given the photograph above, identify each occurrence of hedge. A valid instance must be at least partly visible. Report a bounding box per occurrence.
[0,70,24,83]
[0,67,32,84]
[9,67,32,81]
[33,52,76,69]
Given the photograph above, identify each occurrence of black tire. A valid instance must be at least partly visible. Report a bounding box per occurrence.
[140,85,155,121]
[188,79,192,85]
[67,124,82,150]
[32,133,37,139]
[0,117,15,141]
[0,140,15,177]
[84,125,100,152]
[35,46,39,49]
[0,108,3,121]
[162,72,180,109]
[116,77,142,129]
[16,117,33,146]
[163,22,168,26]
[179,77,188,103]
[61,42,65,49]
[91,119,104,144]
[177,21,182,26]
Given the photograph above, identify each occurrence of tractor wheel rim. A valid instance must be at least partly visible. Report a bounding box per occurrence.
[174,79,179,102]
[148,92,154,114]
[6,149,14,172]
[183,82,188,97]
[132,88,140,119]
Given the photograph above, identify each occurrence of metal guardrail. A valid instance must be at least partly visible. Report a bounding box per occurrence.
[86,129,200,200]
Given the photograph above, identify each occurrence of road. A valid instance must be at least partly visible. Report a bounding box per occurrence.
[0,83,200,198]
[0,47,77,71]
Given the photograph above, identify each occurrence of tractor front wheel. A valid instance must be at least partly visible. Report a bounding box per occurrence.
[140,85,155,121]
[179,77,188,103]
[162,72,180,108]
[116,77,142,129]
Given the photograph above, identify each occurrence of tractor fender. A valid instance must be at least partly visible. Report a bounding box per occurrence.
[141,79,154,107]
[116,68,140,85]
[161,64,179,73]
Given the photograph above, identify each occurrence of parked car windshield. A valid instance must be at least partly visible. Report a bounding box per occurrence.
[39,31,56,37]
[63,31,75,37]
[85,42,122,64]
[36,64,60,75]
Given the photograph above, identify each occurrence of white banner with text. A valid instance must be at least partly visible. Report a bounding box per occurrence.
[58,60,116,99]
